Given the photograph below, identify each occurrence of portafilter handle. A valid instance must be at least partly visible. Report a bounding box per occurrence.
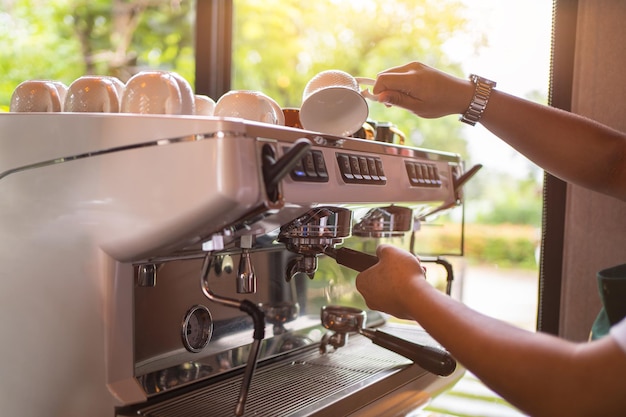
[359,327,457,377]
[323,246,379,272]
[321,305,456,377]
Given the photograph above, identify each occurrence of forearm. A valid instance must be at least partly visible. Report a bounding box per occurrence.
[373,62,626,200]
[479,89,626,200]
[405,278,626,416]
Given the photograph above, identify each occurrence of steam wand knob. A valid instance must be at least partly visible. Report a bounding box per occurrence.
[262,138,312,202]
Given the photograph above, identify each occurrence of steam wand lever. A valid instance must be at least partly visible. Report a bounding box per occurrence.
[262,138,312,201]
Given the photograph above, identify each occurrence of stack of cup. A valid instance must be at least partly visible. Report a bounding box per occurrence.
[64,76,125,113]
[214,90,284,125]
[121,71,193,115]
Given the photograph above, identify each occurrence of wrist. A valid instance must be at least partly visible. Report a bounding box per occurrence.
[460,74,497,126]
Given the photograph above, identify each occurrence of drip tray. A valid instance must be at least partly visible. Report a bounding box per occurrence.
[125,327,459,417]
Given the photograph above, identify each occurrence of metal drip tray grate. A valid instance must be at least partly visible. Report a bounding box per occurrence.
[129,334,420,417]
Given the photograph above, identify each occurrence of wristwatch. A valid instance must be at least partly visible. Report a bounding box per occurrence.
[460,74,497,126]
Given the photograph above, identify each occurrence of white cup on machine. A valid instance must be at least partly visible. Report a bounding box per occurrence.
[257,92,285,125]
[10,80,67,112]
[64,76,122,113]
[194,94,216,116]
[121,71,183,115]
[214,90,281,124]
[168,71,196,115]
[300,69,376,136]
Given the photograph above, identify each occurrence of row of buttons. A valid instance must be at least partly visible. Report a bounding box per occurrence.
[405,161,442,187]
[288,149,329,182]
[286,148,441,188]
[336,153,387,184]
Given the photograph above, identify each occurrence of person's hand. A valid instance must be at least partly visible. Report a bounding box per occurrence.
[355,244,427,319]
[372,62,474,119]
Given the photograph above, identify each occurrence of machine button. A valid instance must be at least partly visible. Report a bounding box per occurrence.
[375,158,386,182]
[349,156,363,180]
[430,165,442,186]
[312,150,329,180]
[358,157,372,181]
[366,157,380,181]
[425,164,436,186]
[290,158,307,180]
[416,164,427,185]
[405,162,418,185]
[303,152,317,178]
[337,153,354,180]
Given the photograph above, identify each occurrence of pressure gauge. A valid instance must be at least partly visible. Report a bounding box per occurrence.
[181,305,213,353]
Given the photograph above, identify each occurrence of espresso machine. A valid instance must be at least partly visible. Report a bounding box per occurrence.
[0,113,472,417]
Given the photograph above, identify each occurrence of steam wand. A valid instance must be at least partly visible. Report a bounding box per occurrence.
[200,253,265,417]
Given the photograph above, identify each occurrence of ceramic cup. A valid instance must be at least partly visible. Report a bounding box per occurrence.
[352,121,377,140]
[214,90,280,124]
[194,94,216,116]
[300,70,375,136]
[375,121,406,145]
[121,71,183,115]
[168,71,196,115]
[10,80,67,112]
[283,107,303,129]
[257,92,285,125]
[64,76,121,113]
[102,76,125,102]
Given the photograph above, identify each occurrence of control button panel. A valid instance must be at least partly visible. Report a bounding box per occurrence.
[287,148,329,182]
[336,152,386,185]
[405,161,442,187]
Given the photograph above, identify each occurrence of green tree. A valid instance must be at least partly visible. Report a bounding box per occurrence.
[0,0,193,111]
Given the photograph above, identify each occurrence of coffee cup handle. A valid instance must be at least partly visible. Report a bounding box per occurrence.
[390,125,406,145]
[355,77,379,101]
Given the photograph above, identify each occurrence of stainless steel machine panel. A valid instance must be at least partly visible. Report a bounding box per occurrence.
[0,113,467,417]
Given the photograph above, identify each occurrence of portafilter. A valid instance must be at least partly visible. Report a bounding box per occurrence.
[320,305,456,377]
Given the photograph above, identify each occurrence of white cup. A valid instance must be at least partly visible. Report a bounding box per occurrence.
[257,92,285,125]
[214,90,280,124]
[64,76,121,113]
[194,94,216,116]
[300,70,375,136]
[10,80,67,112]
[121,71,183,115]
[168,71,196,115]
[102,76,125,101]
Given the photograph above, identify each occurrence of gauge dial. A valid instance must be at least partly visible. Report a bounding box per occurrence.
[181,305,213,353]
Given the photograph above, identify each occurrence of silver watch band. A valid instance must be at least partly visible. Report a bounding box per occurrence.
[460,74,497,126]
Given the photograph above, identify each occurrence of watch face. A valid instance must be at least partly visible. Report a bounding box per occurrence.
[181,305,213,353]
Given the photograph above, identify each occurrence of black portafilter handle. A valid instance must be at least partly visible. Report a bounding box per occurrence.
[323,246,379,272]
[360,327,457,376]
